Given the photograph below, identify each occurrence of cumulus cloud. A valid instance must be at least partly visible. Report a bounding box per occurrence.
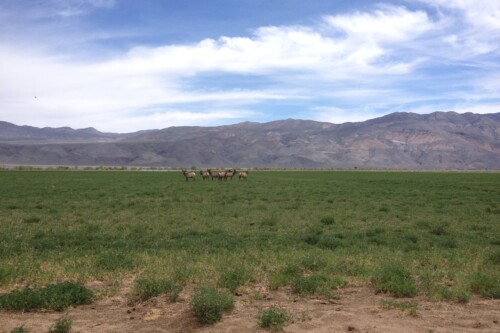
[104,6,434,78]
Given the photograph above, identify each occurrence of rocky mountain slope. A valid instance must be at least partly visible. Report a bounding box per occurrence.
[0,112,498,169]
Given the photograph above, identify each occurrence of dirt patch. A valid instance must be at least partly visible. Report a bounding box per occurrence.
[1,286,499,332]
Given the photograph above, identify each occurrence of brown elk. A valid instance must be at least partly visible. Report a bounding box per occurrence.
[238,170,249,180]
[225,168,236,180]
[182,170,196,181]
[208,169,223,180]
[199,169,210,180]
[208,169,220,180]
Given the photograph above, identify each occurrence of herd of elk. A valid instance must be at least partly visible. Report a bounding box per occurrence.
[182,169,249,181]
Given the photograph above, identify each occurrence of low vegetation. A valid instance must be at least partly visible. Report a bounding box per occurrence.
[49,315,72,333]
[0,170,498,316]
[0,282,93,311]
[372,262,417,297]
[10,327,27,333]
[380,299,418,317]
[258,305,292,331]
[190,285,234,324]
[129,278,183,304]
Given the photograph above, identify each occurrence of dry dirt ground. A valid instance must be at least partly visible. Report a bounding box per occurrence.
[1,283,499,333]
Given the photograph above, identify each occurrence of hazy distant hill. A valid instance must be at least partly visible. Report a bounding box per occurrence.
[0,111,499,169]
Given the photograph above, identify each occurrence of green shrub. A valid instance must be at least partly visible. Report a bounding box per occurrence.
[10,327,27,333]
[379,206,390,213]
[23,216,41,224]
[191,286,234,324]
[430,224,448,236]
[372,263,417,297]
[303,234,320,245]
[131,278,182,303]
[0,281,93,311]
[437,236,457,248]
[291,274,344,297]
[49,315,72,333]
[258,305,291,331]
[218,266,251,293]
[0,266,15,286]
[320,216,335,225]
[300,254,326,272]
[453,289,471,304]
[291,275,326,295]
[269,264,302,290]
[468,272,500,299]
[317,236,345,250]
[261,216,278,227]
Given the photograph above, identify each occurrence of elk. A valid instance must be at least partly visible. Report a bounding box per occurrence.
[217,170,227,180]
[199,169,210,181]
[182,170,196,181]
[225,168,236,180]
[208,169,220,180]
[238,170,249,180]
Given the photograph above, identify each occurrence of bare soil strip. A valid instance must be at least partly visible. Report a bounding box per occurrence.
[2,286,499,333]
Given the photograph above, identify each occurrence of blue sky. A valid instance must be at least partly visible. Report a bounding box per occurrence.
[1,0,499,132]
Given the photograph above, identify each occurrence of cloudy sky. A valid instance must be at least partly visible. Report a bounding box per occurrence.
[1,0,499,132]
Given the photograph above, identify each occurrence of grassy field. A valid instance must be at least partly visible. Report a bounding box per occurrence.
[0,170,499,304]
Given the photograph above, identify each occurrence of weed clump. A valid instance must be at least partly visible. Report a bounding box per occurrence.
[379,206,390,213]
[49,315,72,333]
[217,266,251,293]
[317,235,345,250]
[468,272,500,299]
[320,216,335,225]
[372,263,417,297]
[10,327,27,333]
[191,285,234,324]
[258,305,291,331]
[300,254,326,272]
[380,299,418,317]
[0,281,93,311]
[430,224,448,236]
[23,216,41,224]
[291,274,344,298]
[269,264,301,290]
[130,278,182,303]
[291,274,327,295]
[485,250,500,265]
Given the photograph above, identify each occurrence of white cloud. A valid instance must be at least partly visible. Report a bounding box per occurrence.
[324,5,434,43]
[310,106,382,124]
[452,104,500,114]
[98,5,438,79]
[0,2,498,132]
[422,0,500,29]
[50,0,116,17]
[106,109,260,133]
[419,0,500,58]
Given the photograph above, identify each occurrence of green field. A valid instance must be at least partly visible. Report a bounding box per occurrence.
[1,170,499,303]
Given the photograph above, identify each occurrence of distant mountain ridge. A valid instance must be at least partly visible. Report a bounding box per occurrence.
[1,111,499,169]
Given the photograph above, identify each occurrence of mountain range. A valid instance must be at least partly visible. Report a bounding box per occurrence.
[1,111,499,169]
